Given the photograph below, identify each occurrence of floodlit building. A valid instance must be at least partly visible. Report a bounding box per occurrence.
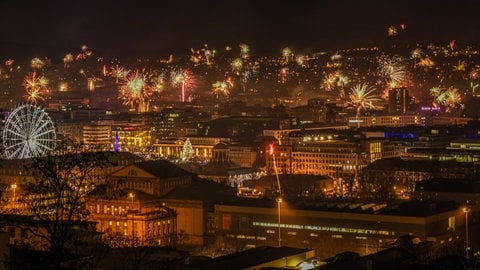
[214,199,466,259]
[87,190,177,247]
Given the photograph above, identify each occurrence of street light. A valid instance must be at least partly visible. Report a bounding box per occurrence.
[269,144,283,248]
[11,183,17,210]
[128,192,136,247]
[276,197,282,247]
[463,207,470,258]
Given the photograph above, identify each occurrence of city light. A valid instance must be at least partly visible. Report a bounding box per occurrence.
[0,2,480,267]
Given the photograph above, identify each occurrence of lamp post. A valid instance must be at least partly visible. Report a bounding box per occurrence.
[463,207,470,258]
[128,192,135,246]
[11,183,17,210]
[269,144,283,248]
[276,197,282,247]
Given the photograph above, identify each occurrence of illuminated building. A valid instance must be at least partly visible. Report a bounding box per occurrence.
[347,114,424,128]
[214,199,465,259]
[82,122,112,150]
[360,157,480,200]
[153,107,210,139]
[87,190,177,246]
[388,87,411,114]
[198,143,261,187]
[104,160,206,245]
[111,123,153,152]
[266,138,396,179]
[56,121,84,143]
[153,137,230,159]
[106,160,193,198]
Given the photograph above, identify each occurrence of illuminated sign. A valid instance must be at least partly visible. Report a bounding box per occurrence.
[420,106,441,112]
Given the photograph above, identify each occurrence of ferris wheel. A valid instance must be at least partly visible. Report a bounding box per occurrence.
[2,103,56,159]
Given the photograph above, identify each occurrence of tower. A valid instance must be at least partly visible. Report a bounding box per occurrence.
[388,87,410,114]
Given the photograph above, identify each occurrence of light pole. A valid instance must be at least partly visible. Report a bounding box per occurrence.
[276,197,282,247]
[463,207,470,258]
[129,192,135,246]
[269,143,283,247]
[11,183,17,210]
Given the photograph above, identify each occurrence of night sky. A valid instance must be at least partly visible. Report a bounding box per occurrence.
[1,0,480,60]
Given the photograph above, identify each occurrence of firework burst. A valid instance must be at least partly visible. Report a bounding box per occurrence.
[453,60,466,72]
[63,54,73,69]
[23,71,49,103]
[410,48,423,59]
[231,58,243,74]
[118,70,151,112]
[296,55,307,67]
[430,86,463,112]
[30,57,45,70]
[321,71,349,92]
[171,69,195,102]
[387,26,398,37]
[110,65,130,83]
[212,77,234,98]
[417,57,435,68]
[282,47,293,63]
[348,83,381,118]
[378,54,408,89]
[279,68,289,83]
[239,43,250,59]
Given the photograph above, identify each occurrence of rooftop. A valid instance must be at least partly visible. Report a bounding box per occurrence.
[217,198,460,218]
[133,160,194,179]
[183,246,312,270]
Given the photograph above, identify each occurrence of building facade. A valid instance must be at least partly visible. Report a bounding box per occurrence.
[214,200,466,259]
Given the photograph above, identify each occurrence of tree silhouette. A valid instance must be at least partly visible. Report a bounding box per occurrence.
[18,141,115,267]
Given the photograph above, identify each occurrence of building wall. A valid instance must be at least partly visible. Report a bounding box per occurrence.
[229,146,258,168]
[214,204,464,259]
[83,124,111,150]
[87,199,177,246]
[162,199,206,245]
[266,140,395,179]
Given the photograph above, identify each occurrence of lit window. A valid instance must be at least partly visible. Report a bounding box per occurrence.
[448,216,455,230]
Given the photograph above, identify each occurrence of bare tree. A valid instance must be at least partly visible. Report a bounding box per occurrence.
[18,141,115,267]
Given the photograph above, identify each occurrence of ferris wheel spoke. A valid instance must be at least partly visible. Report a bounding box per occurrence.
[20,143,31,159]
[30,122,54,138]
[30,131,56,141]
[34,138,56,143]
[5,120,28,138]
[31,114,46,132]
[35,142,54,152]
[29,145,42,157]
[5,129,27,140]
[5,140,27,151]
[7,143,25,158]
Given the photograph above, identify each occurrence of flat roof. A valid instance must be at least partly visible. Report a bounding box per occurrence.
[216,198,459,218]
[184,246,312,270]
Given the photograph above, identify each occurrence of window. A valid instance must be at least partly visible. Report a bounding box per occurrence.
[448,216,455,230]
